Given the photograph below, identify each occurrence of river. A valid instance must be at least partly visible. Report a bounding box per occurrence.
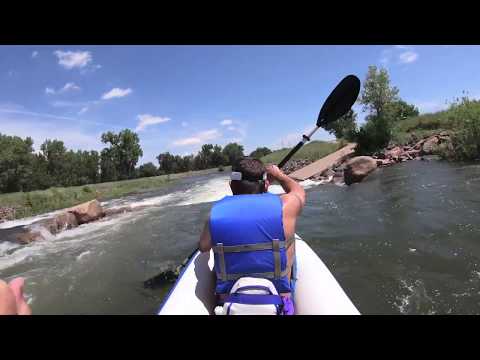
[1,159,480,314]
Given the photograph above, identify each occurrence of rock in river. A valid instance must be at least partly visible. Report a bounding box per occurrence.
[343,156,378,185]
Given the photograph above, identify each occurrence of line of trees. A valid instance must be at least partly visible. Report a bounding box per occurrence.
[0,127,273,194]
[5,65,414,195]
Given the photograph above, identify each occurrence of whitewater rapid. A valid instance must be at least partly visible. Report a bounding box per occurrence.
[0,175,326,272]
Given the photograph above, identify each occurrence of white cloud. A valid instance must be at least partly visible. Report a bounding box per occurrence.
[173,129,222,146]
[54,50,92,69]
[101,87,132,100]
[379,46,419,66]
[45,82,81,95]
[135,114,171,132]
[32,51,39,58]
[220,119,233,126]
[61,82,80,93]
[220,119,247,143]
[78,107,89,115]
[181,121,188,127]
[399,51,418,64]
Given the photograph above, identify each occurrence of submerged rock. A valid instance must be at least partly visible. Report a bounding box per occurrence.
[104,206,133,217]
[15,229,44,244]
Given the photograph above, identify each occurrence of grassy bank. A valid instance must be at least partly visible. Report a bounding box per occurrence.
[261,140,340,164]
[391,109,456,145]
[390,98,480,160]
[0,167,228,220]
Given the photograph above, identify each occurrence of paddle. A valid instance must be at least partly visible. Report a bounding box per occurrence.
[144,247,199,289]
[277,74,361,168]
[143,74,361,289]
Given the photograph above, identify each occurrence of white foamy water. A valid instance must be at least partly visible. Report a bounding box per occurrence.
[76,251,91,261]
[0,209,65,230]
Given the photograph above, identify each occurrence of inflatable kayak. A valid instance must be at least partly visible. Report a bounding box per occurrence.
[158,234,360,315]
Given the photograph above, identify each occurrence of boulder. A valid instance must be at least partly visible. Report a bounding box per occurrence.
[36,218,61,235]
[16,230,44,244]
[343,156,378,185]
[421,136,440,155]
[321,168,336,178]
[413,139,427,150]
[385,146,404,160]
[377,158,395,167]
[67,200,105,225]
[55,212,78,231]
[406,149,421,157]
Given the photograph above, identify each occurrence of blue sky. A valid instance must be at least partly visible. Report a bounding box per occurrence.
[1,45,480,164]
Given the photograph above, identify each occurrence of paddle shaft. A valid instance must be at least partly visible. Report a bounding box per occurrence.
[278,125,321,169]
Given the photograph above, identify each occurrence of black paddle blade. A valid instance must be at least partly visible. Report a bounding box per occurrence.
[317,75,361,127]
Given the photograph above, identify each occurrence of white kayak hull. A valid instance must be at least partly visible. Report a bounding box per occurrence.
[158,234,360,315]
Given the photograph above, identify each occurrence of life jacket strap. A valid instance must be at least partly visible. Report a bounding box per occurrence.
[225,293,284,306]
[216,269,289,282]
[217,243,227,281]
[272,239,281,279]
[212,237,294,254]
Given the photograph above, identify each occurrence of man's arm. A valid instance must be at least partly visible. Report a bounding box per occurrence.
[266,164,306,216]
[199,219,212,253]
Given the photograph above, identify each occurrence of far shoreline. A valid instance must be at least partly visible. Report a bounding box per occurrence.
[0,166,231,222]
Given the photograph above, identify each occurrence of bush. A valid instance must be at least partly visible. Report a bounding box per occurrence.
[354,116,391,155]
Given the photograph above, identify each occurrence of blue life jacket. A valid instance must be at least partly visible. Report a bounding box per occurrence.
[209,192,293,295]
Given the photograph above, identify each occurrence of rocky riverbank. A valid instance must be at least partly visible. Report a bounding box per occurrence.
[283,132,452,186]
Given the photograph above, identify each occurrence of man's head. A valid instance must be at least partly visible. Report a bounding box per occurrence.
[230,157,269,195]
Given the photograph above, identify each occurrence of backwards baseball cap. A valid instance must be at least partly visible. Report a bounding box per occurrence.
[230,171,267,182]
[230,157,267,183]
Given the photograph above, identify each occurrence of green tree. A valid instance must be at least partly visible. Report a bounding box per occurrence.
[249,147,272,159]
[0,133,35,193]
[323,109,358,141]
[157,152,176,174]
[222,142,244,165]
[181,155,194,172]
[384,100,419,122]
[100,147,118,182]
[354,66,401,154]
[138,162,158,178]
[355,115,391,154]
[101,129,143,180]
[210,145,227,167]
[40,139,68,185]
[199,144,214,168]
[360,65,399,118]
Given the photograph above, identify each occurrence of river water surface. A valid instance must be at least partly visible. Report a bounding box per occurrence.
[1,159,480,314]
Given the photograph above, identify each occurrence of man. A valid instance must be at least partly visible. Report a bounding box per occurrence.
[199,157,306,313]
[0,277,32,315]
